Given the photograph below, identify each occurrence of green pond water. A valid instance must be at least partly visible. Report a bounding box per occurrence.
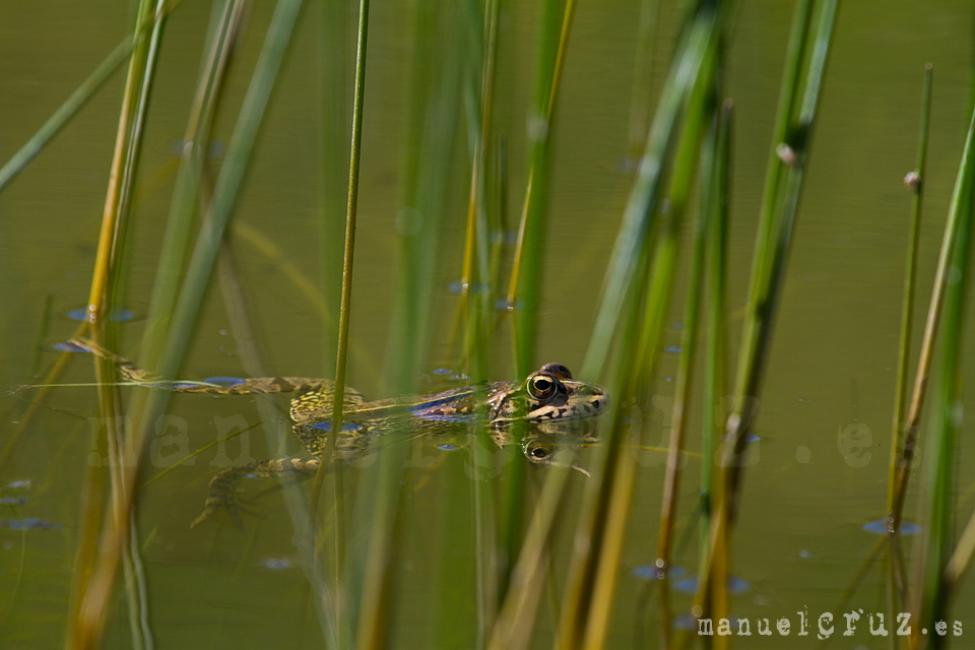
[2,0,975,648]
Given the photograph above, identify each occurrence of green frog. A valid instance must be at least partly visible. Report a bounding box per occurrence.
[68,339,607,526]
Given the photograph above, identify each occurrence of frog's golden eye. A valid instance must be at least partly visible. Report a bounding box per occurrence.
[527,373,557,400]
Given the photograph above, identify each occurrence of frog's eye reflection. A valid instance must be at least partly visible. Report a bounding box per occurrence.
[528,374,557,400]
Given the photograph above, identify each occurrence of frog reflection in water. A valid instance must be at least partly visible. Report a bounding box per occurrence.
[70,339,607,526]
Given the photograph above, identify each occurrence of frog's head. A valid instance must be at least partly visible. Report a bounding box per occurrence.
[488,363,607,424]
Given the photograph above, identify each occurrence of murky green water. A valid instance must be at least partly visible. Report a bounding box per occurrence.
[3,1,975,648]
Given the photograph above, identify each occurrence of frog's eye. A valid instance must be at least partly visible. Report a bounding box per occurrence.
[530,445,550,459]
[527,373,557,400]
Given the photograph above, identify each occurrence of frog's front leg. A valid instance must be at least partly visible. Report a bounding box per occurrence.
[191,457,322,528]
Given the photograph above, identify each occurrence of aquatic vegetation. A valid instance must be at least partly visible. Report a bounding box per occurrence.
[3,0,975,649]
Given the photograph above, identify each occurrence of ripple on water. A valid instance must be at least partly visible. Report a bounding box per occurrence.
[260,557,295,571]
[66,307,136,323]
[1,518,59,531]
[632,564,687,580]
[862,519,921,536]
[448,280,489,295]
[436,443,460,452]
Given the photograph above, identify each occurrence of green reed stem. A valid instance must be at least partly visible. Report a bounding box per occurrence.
[550,10,720,649]
[489,457,573,650]
[319,0,353,374]
[329,0,369,458]
[459,0,500,376]
[890,98,975,531]
[655,97,724,571]
[910,103,975,650]
[722,0,836,515]
[70,3,306,647]
[625,0,661,159]
[507,0,576,373]
[945,506,975,592]
[498,0,575,613]
[699,100,731,539]
[85,0,167,324]
[352,3,463,647]
[581,26,717,650]
[692,2,837,642]
[455,0,502,643]
[886,64,933,524]
[140,0,246,370]
[581,8,716,378]
[216,240,338,646]
[320,3,367,642]
[67,1,167,646]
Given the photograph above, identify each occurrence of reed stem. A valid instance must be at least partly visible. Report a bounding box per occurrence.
[885,64,933,526]
[910,103,975,650]
[330,0,370,446]
[507,0,576,373]
[69,2,306,645]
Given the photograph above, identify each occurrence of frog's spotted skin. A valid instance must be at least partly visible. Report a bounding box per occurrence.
[68,338,607,526]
